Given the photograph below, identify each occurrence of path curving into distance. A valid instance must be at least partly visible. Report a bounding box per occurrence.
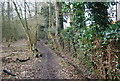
[35,40,59,79]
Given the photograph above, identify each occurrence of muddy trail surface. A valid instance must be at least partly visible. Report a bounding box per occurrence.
[35,40,59,79]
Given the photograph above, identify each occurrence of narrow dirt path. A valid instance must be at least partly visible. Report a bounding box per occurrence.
[2,40,84,79]
[35,40,59,79]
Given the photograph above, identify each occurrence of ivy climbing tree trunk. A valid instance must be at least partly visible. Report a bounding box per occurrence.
[86,2,111,79]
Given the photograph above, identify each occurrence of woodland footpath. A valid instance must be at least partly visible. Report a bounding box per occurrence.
[1,1,120,80]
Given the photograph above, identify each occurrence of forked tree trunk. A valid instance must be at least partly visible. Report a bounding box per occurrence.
[12,1,36,52]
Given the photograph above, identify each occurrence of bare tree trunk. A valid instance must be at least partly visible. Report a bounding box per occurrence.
[25,2,32,18]
[2,1,5,42]
[24,0,32,50]
[69,2,73,26]
[55,1,64,49]
[12,1,35,51]
[48,2,52,29]
[117,3,120,21]
[35,1,37,18]
[7,0,12,47]
[46,2,56,49]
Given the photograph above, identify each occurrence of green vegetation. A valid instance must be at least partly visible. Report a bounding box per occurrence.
[1,1,120,79]
[60,2,120,79]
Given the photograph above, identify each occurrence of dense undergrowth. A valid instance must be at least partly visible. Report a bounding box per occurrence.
[61,21,120,79]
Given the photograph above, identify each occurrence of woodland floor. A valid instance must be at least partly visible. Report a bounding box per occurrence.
[1,39,88,79]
